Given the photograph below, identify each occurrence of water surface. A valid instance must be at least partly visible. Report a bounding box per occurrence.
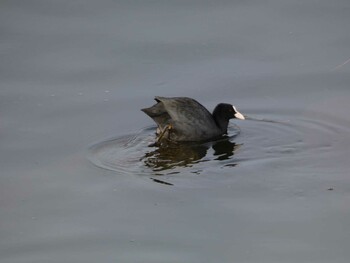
[1,1,350,262]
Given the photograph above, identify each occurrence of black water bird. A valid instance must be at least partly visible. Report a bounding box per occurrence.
[142,96,245,143]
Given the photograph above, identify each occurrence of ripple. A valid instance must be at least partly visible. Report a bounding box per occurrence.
[237,111,348,167]
[88,125,241,177]
[88,110,347,184]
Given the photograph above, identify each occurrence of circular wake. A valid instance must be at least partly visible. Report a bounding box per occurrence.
[87,125,241,176]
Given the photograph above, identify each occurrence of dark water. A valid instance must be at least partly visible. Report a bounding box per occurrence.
[1,1,350,262]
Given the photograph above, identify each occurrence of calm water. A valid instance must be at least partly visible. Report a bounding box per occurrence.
[1,1,350,262]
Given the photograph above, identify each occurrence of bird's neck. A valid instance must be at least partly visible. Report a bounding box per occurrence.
[212,109,229,134]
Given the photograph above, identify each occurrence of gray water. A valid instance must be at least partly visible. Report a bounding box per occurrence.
[1,1,350,262]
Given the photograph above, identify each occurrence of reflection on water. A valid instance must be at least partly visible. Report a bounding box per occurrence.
[212,139,240,161]
[142,137,239,172]
[88,125,241,177]
[142,142,208,172]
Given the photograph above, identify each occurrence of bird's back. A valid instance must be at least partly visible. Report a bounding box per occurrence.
[151,97,221,141]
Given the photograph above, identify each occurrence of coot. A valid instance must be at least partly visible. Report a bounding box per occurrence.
[142,96,245,143]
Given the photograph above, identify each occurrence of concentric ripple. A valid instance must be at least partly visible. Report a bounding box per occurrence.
[88,125,241,176]
[88,110,348,182]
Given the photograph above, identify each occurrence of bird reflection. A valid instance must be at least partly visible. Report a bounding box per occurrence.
[212,138,239,161]
[142,137,238,172]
